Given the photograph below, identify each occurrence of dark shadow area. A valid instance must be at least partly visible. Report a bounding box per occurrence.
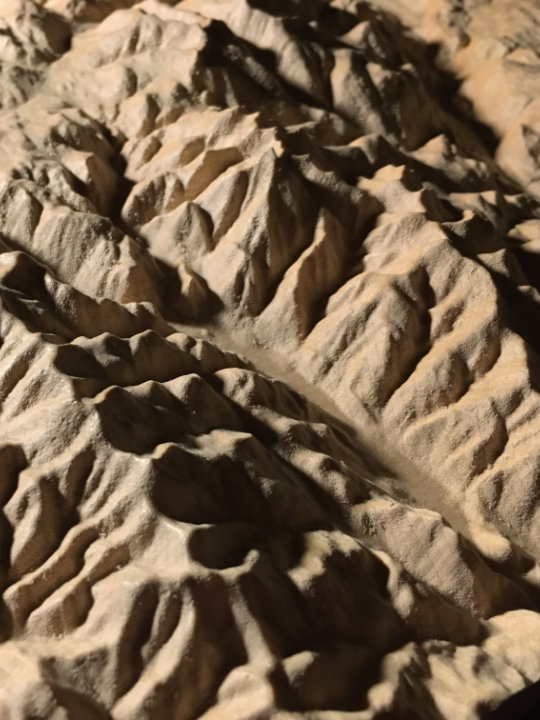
[84,130,224,325]
[484,263,540,355]
[95,125,133,227]
[511,244,540,297]
[154,256,224,324]
[486,680,540,720]
[369,9,500,158]
[0,444,27,641]
[443,223,540,390]
[149,428,409,712]
[202,19,334,113]
[51,686,112,720]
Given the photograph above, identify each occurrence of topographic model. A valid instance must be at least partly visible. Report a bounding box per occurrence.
[0,0,539,718]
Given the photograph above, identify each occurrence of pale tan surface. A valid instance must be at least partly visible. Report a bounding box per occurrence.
[0,0,539,718]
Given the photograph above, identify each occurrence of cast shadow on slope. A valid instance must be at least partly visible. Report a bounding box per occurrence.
[486,678,540,720]
[443,222,540,386]
[92,362,433,712]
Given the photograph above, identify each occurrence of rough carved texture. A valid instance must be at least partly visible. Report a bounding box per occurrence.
[0,0,540,718]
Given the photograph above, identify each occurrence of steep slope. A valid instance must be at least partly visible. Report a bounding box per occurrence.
[0,0,538,718]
